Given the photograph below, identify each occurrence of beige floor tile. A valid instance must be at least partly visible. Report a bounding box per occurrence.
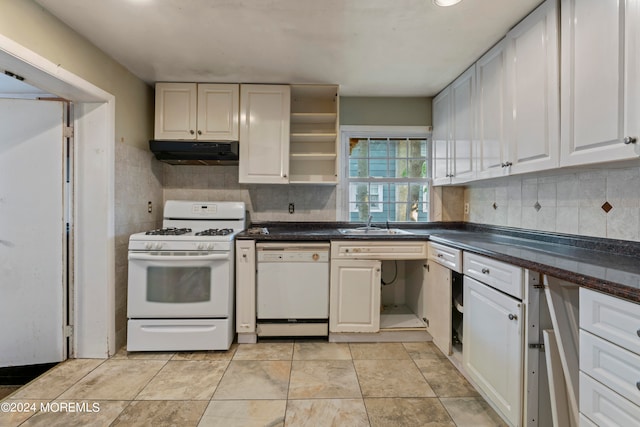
[414,357,478,397]
[354,359,435,398]
[0,399,49,427]
[112,347,174,360]
[172,343,238,361]
[20,400,129,427]
[440,397,508,426]
[288,360,361,399]
[402,342,447,360]
[349,342,410,360]
[365,397,455,427]
[0,386,20,400]
[213,361,291,400]
[111,400,207,427]
[293,342,352,360]
[232,342,293,360]
[285,399,369,427]
[58,360,166,400]
[198,400,286,427]
[136,360,229,400]
[10,359,104,400]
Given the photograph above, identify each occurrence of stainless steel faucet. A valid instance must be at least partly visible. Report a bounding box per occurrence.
[367,215,373,228]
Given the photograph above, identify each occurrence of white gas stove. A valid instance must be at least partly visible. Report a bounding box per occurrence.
[127,200,246,351]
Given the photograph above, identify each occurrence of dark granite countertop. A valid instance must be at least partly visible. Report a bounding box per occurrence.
[236,222,640,304]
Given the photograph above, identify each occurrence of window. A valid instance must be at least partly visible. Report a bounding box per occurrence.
[339,126,431,223]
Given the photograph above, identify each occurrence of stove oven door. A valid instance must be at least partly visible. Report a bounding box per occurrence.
[127,251,232,318]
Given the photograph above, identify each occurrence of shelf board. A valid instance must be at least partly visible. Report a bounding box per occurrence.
[289,174,338,185]
[291,112,337,124]
[290,153,337,161]
[290,133,337,143]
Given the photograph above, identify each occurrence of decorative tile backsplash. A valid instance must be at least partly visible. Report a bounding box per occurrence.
[464,165,640,242]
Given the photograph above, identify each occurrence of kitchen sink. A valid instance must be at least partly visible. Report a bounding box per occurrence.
[338,227,413,236]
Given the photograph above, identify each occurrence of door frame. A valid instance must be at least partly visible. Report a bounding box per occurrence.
[0,34,116,358]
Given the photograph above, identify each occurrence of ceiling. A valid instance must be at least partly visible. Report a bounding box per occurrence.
[34,0,543,97]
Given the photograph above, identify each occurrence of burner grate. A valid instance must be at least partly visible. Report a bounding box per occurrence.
[145,227,192,236]
[195,228,234,236]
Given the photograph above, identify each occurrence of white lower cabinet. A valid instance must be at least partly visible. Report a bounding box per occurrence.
[463,276,524,427]
[329,259,381,333]
[425,260,452,355]
[579,288,640,426]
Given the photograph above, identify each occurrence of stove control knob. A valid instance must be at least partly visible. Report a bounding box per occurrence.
[154,242,163,250]
[207,243,215,250]
[145,242,153,250]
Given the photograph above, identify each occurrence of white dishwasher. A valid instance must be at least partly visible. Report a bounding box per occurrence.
[256,242,330,337]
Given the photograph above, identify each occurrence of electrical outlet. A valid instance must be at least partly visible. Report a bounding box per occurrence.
[148,201,153,213]
[288,203,295,214]
[464,202,469,215]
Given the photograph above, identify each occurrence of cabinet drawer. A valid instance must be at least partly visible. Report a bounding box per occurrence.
[580,288,640,355]
[463,252,523,299]
[580,330,640,406]
[580,372,640,426]
[428,242,462,273]
[331,241,427,260]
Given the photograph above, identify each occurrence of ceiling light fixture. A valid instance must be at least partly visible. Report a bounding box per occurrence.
[433,0,463,6]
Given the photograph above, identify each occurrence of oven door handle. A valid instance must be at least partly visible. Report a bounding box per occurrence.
[128,253,230,262]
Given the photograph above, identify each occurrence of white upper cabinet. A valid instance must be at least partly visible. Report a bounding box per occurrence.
[626,0,640,154]
[431,65,476,185]
[239,84,291,184]
[432,86,452,186]
[505,0,560,175]
[561,0,640,165]
[450,65,476,183]
[197,84,239,141]
[154,83,239,141]
[476,39,509,180]
[154,83,197,140]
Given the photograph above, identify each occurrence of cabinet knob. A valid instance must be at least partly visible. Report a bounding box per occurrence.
[481,268,490,274]
[637,329,640,338]
[508,313,518,321]
[624,136,637,145]
[437,253,444,258]
[283,174,287,178]
[242,254,247,258]
[637,381,640,391]
[189,130,195,135]
[501,162,513,168]
[197,130,202,135]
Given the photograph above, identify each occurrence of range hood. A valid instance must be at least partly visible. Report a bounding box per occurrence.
[149,140,239,165]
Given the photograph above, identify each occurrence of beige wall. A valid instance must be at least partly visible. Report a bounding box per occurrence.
[0,0,157,351]
[340,96,432,126]
[0,0,154,150]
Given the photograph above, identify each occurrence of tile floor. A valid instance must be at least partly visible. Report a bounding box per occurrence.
[0,341,507,427]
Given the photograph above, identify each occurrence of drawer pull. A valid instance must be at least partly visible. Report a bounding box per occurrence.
[508,313,518,321]
[437,253,444,258]
[637,329,640,338]
[637,381,640,391]
[481,268,490,274]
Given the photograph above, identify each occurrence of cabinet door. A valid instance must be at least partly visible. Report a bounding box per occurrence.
[476,39,508,180]
[197,84,239,141]
[626,0,640,154]
[425,261,452,355]
[450,65,475,183]
[239,84,290,184]
[154,83,197,140]
[463,276,523,426]
[235,240,256,334]
[561,0,638,165]
[506,0,560,175]
[432,87,451,185]
[329,259,381,333]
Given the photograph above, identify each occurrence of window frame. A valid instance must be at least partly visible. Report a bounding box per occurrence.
[337,125,432,222]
